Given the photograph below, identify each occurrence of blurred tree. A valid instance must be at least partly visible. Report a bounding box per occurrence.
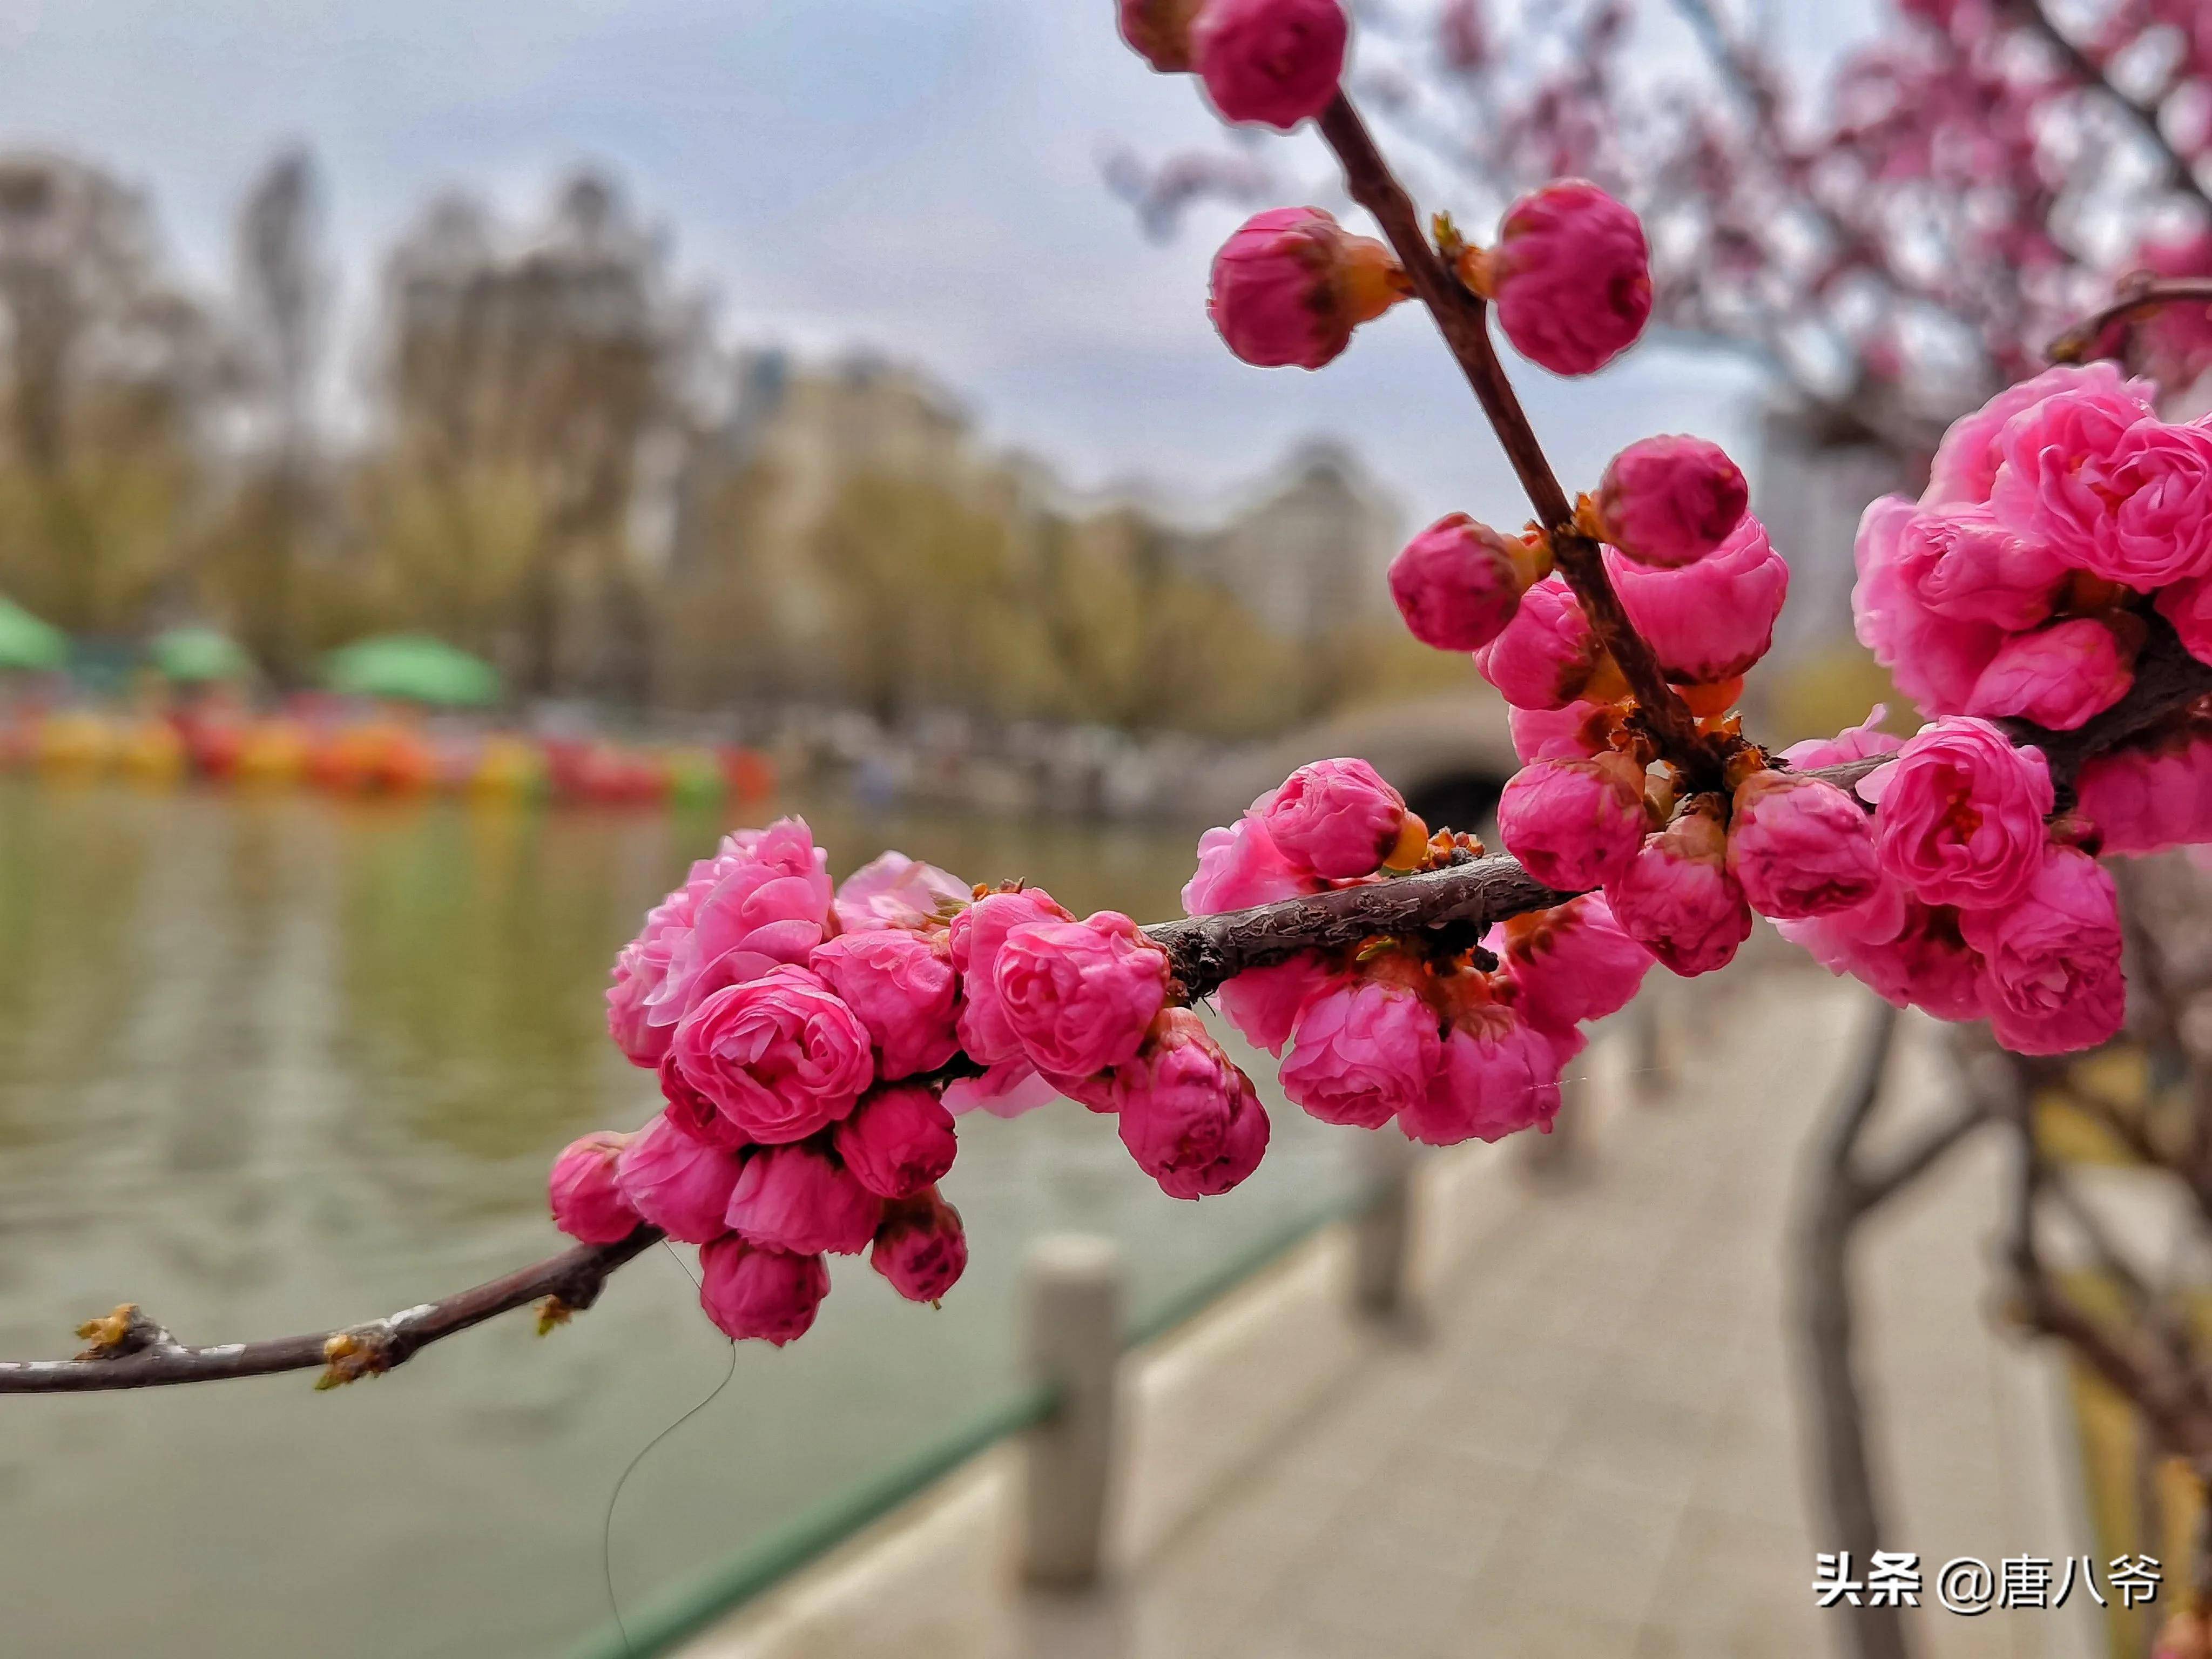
[367,174,706,700]
[0,153,215,633]
[201,147,329,683]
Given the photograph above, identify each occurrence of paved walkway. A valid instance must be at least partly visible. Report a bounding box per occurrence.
[682,972,2104,1659]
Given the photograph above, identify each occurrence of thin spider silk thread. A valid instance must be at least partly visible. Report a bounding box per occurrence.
[601,1242,737,1659]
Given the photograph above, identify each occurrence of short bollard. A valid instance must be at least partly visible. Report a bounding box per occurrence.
[1020,1235,1123,1589]
[1351,1131,1417,1319]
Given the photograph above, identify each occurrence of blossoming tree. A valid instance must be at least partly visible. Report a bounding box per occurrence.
[14,25,2212,1659]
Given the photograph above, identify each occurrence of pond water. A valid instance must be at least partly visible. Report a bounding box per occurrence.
[0,782,1358,1658]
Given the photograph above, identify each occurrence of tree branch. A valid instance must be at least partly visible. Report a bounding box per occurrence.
[2009,0,2212,214]
[0,1226,663,1393]
[1312,93,1714,778]
[2048,278,2212,367]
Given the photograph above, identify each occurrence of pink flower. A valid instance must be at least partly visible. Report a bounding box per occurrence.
[1157,1077,1269,1199]
[725,1141,884,1256]
[1488,180,1652,376]
[1959,847,2125,1056]
[1206,207,1406,369]
[948,887,1076,1067]
[649,819,835,1034]
[809,928,960,1080]
[1777,894,1987,1022]
[1490,892,1653,1030]
[2077,717,2212,855]
[831,851,968,934]
[1594,435,1748,568]
[1964,617,2137,731]
[1217,954,1343,1056]
[1259,758,1408,879]
[993,911,1169,1078]
[1509,699,1619,764]
[1604,514,1789,685]
[1119,0,1201,71]
[1113,1009,1258,1192]
[1183,807,1326,914]
[548,1130,637,1244]
[1495,751,1647,892]
[614,1113,743,1245]
[1778,706,1903,772]
[1474,575,1611,710]
[833,1083,959,1200]
[1853,496,2004,715]
[1604,799,1751,976]
[1279,980,1441,1128]
[1990,399,2212,588]
[658,1051,751,1150]
[1190,0,1348,130]
[869,1190,969,1302]
[1923,362,2154,507]
[698,1237,830,1346]
[1399,1000,1561,1145]
[1861,717,2053,909]
[1727,771,1881,920]
[1891,504,2068,632]
[1388,514,1539,651]
[671,965,875,1144]
[606,882,702,1066]
[2157,573,2212,669]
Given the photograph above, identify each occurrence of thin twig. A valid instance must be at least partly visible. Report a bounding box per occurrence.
[2047,278,2212,366]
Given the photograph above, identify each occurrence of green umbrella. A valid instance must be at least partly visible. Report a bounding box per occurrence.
[151,626,254,685]
[322,633,501,708]
[0,595,66,672]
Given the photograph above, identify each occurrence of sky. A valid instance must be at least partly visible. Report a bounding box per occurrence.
[0,0,1867,529]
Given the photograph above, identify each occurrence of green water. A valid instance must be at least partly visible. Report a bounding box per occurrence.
[0,782,1357,1658]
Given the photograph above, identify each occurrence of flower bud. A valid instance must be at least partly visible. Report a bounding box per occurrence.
[1480,180,1651,376]
[1259,757,1408,879]
[1387,514,1543,651]
[1508,699,1620,764]
[1491,892,1651,1029]
[1495,751,1647,892]
[949,886,1076,1068]
[1963,616,2139,732]
[1727,771,1881,921]
[1603,515,1788,686]
[1190,0,1348,130]
[1157,1075,1269,1199]
[1959,847,2125,1056]
[725,1142,885,1257]
[1594,435,1748,568]
[615,1112,743,1245]
[1119,0,1203,71]
[1473,575,1620,710]
[869,1189,969,1303]
[1112,1008,1264,1196]
[548,1130,638,1244]
[1604,799,1752,976]
[808,927,961,1081]
[833,1083,959,1201]
[698,1237,830,1346]
[1398,997,1561,1146]
[1208,207,1409,370]
[995,911,1170,1079]
[1279,980,1441,1128]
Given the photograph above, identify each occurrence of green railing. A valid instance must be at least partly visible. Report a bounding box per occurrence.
[565,1183,1375,1659]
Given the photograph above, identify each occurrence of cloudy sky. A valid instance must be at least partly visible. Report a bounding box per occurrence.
[0,0,1871,528]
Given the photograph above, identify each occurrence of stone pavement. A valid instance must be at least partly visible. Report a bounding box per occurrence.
[680,972,2105,1659]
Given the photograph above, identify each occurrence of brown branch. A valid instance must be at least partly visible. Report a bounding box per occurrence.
[0,1225,663,1393]
[1312,93,1713,777]
[2048,278,2212,367]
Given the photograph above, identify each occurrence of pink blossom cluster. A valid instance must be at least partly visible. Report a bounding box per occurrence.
[559,817,1275,1345]
[1187,759,1650,1146]
[1776,716,2125,1057]
[1856,362,2212,732]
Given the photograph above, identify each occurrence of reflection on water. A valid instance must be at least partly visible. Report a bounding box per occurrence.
[0,783,1354,1659]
